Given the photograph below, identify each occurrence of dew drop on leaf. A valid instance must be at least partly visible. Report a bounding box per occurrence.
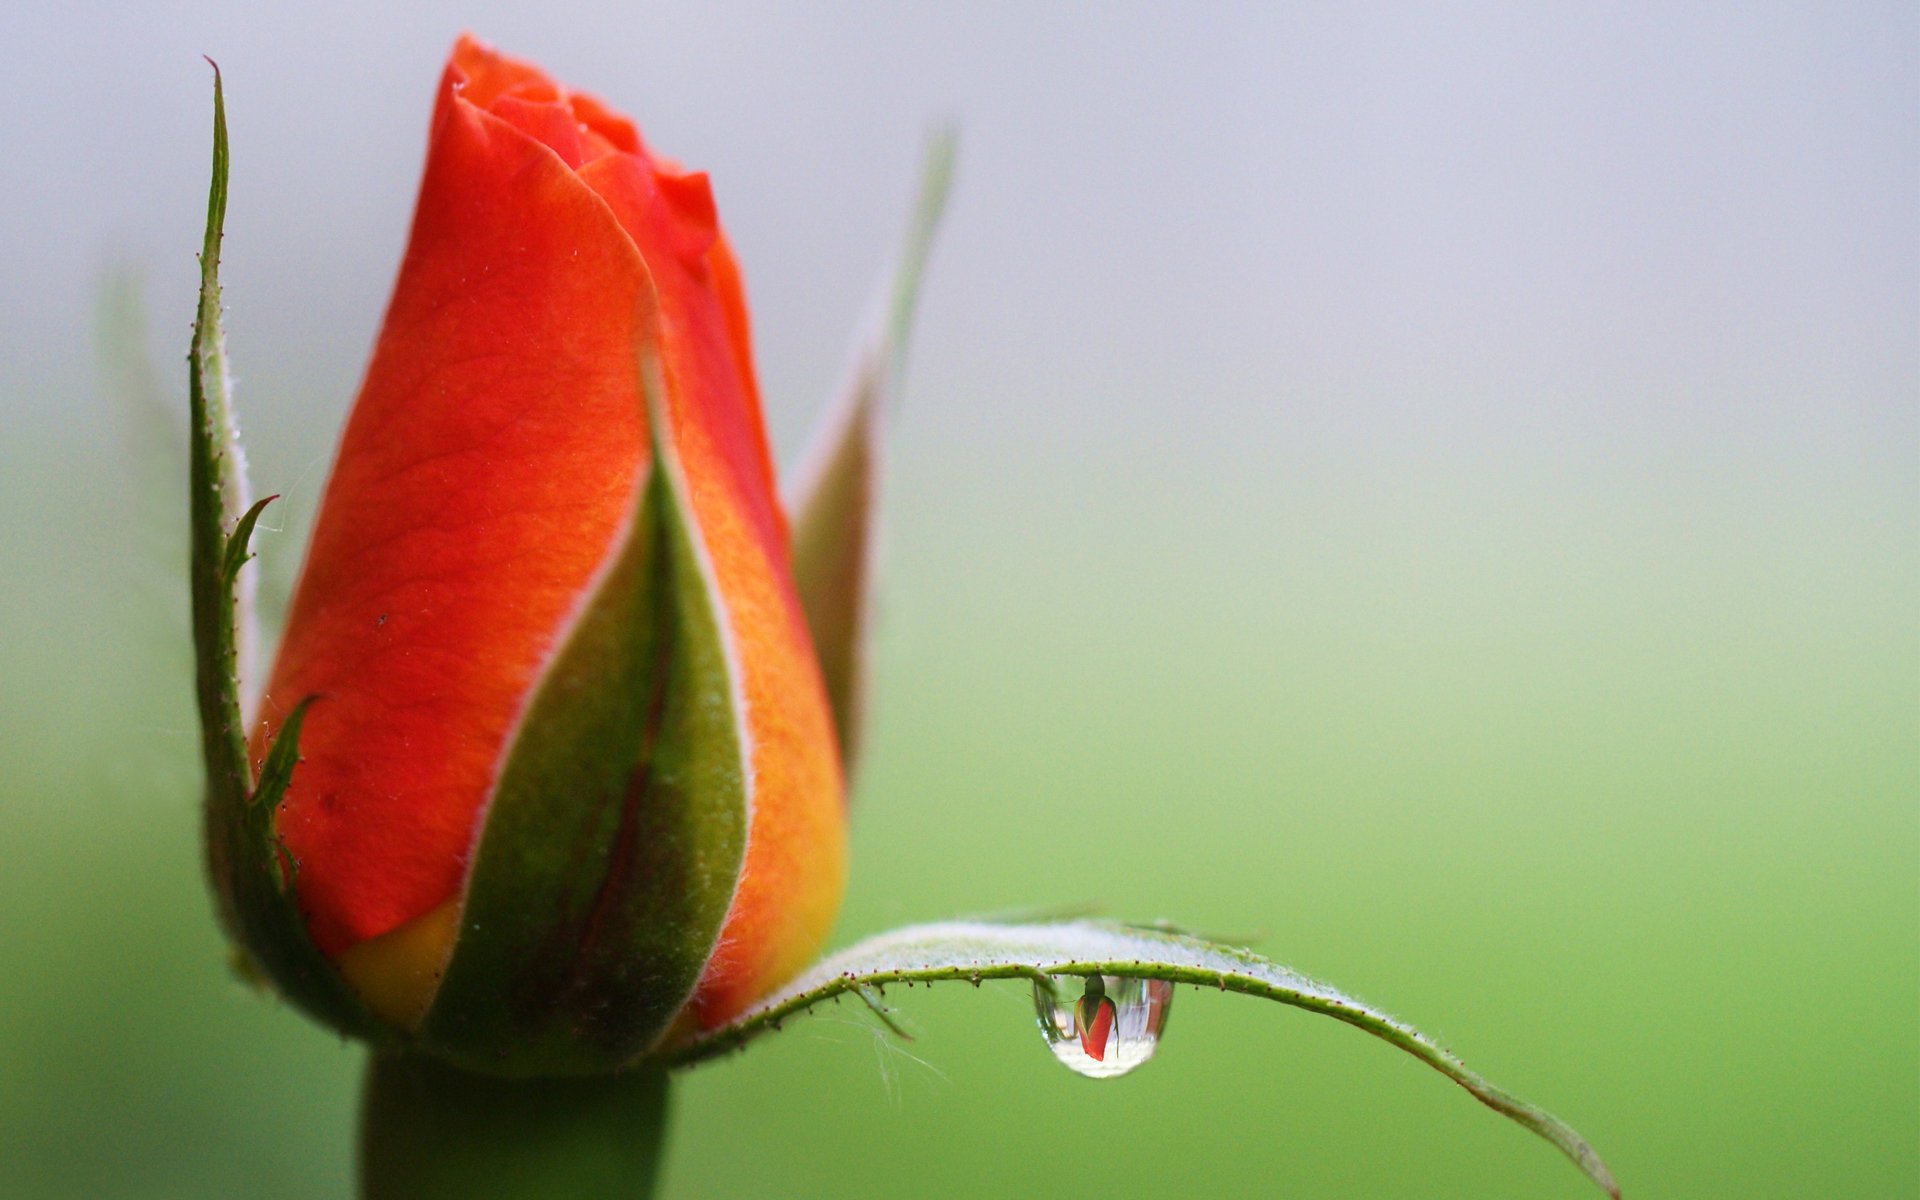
[1032,973,1173,1078]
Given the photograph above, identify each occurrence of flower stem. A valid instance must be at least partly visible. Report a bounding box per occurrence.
[358,1052,670,1199]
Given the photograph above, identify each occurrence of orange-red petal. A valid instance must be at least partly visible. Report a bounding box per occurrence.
[251,54,655,957]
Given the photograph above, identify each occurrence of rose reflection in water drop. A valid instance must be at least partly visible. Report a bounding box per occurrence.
[1032,974,1174,1079]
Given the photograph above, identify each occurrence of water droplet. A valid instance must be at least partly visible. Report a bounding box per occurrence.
[1032,973,1173,1078]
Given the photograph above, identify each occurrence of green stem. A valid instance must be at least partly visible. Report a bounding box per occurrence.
[358,1053,671,1200]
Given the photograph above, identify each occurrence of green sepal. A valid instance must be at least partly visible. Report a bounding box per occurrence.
[247,693,313,891]
[416,333,749,1078]
[221,493,278,587]
[668,918,1619,1199]
[786,130,954,778]
[187,64,380,1042]
[247,692,311,820]
[187,61,247,837]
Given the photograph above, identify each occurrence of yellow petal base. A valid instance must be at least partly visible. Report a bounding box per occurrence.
[336,899,461,1029]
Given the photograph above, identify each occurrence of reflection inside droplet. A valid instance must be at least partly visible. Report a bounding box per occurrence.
[1032,973,1173,1078]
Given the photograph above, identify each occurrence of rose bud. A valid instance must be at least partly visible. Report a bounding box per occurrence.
[233,36,846,1076]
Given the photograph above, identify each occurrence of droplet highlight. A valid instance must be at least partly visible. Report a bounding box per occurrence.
[1032,973,1173,1078]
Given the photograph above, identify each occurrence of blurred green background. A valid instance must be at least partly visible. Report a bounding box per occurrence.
[2,3,1913,1197]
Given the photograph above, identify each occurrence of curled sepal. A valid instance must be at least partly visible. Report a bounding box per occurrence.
[786,129,954,777]
[666,919,1619,1199]
[416,344,749,1078]
[188,65,378,1041]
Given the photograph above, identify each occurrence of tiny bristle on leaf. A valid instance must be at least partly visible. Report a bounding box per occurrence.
[851,985,912,1041]
[667,919,1619,1199]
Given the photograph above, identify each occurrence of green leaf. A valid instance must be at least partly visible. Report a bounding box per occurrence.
[419,329,750,1078]
[667,919,1619,1198]
[786,129,955,778]
[186,63,378,1041]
